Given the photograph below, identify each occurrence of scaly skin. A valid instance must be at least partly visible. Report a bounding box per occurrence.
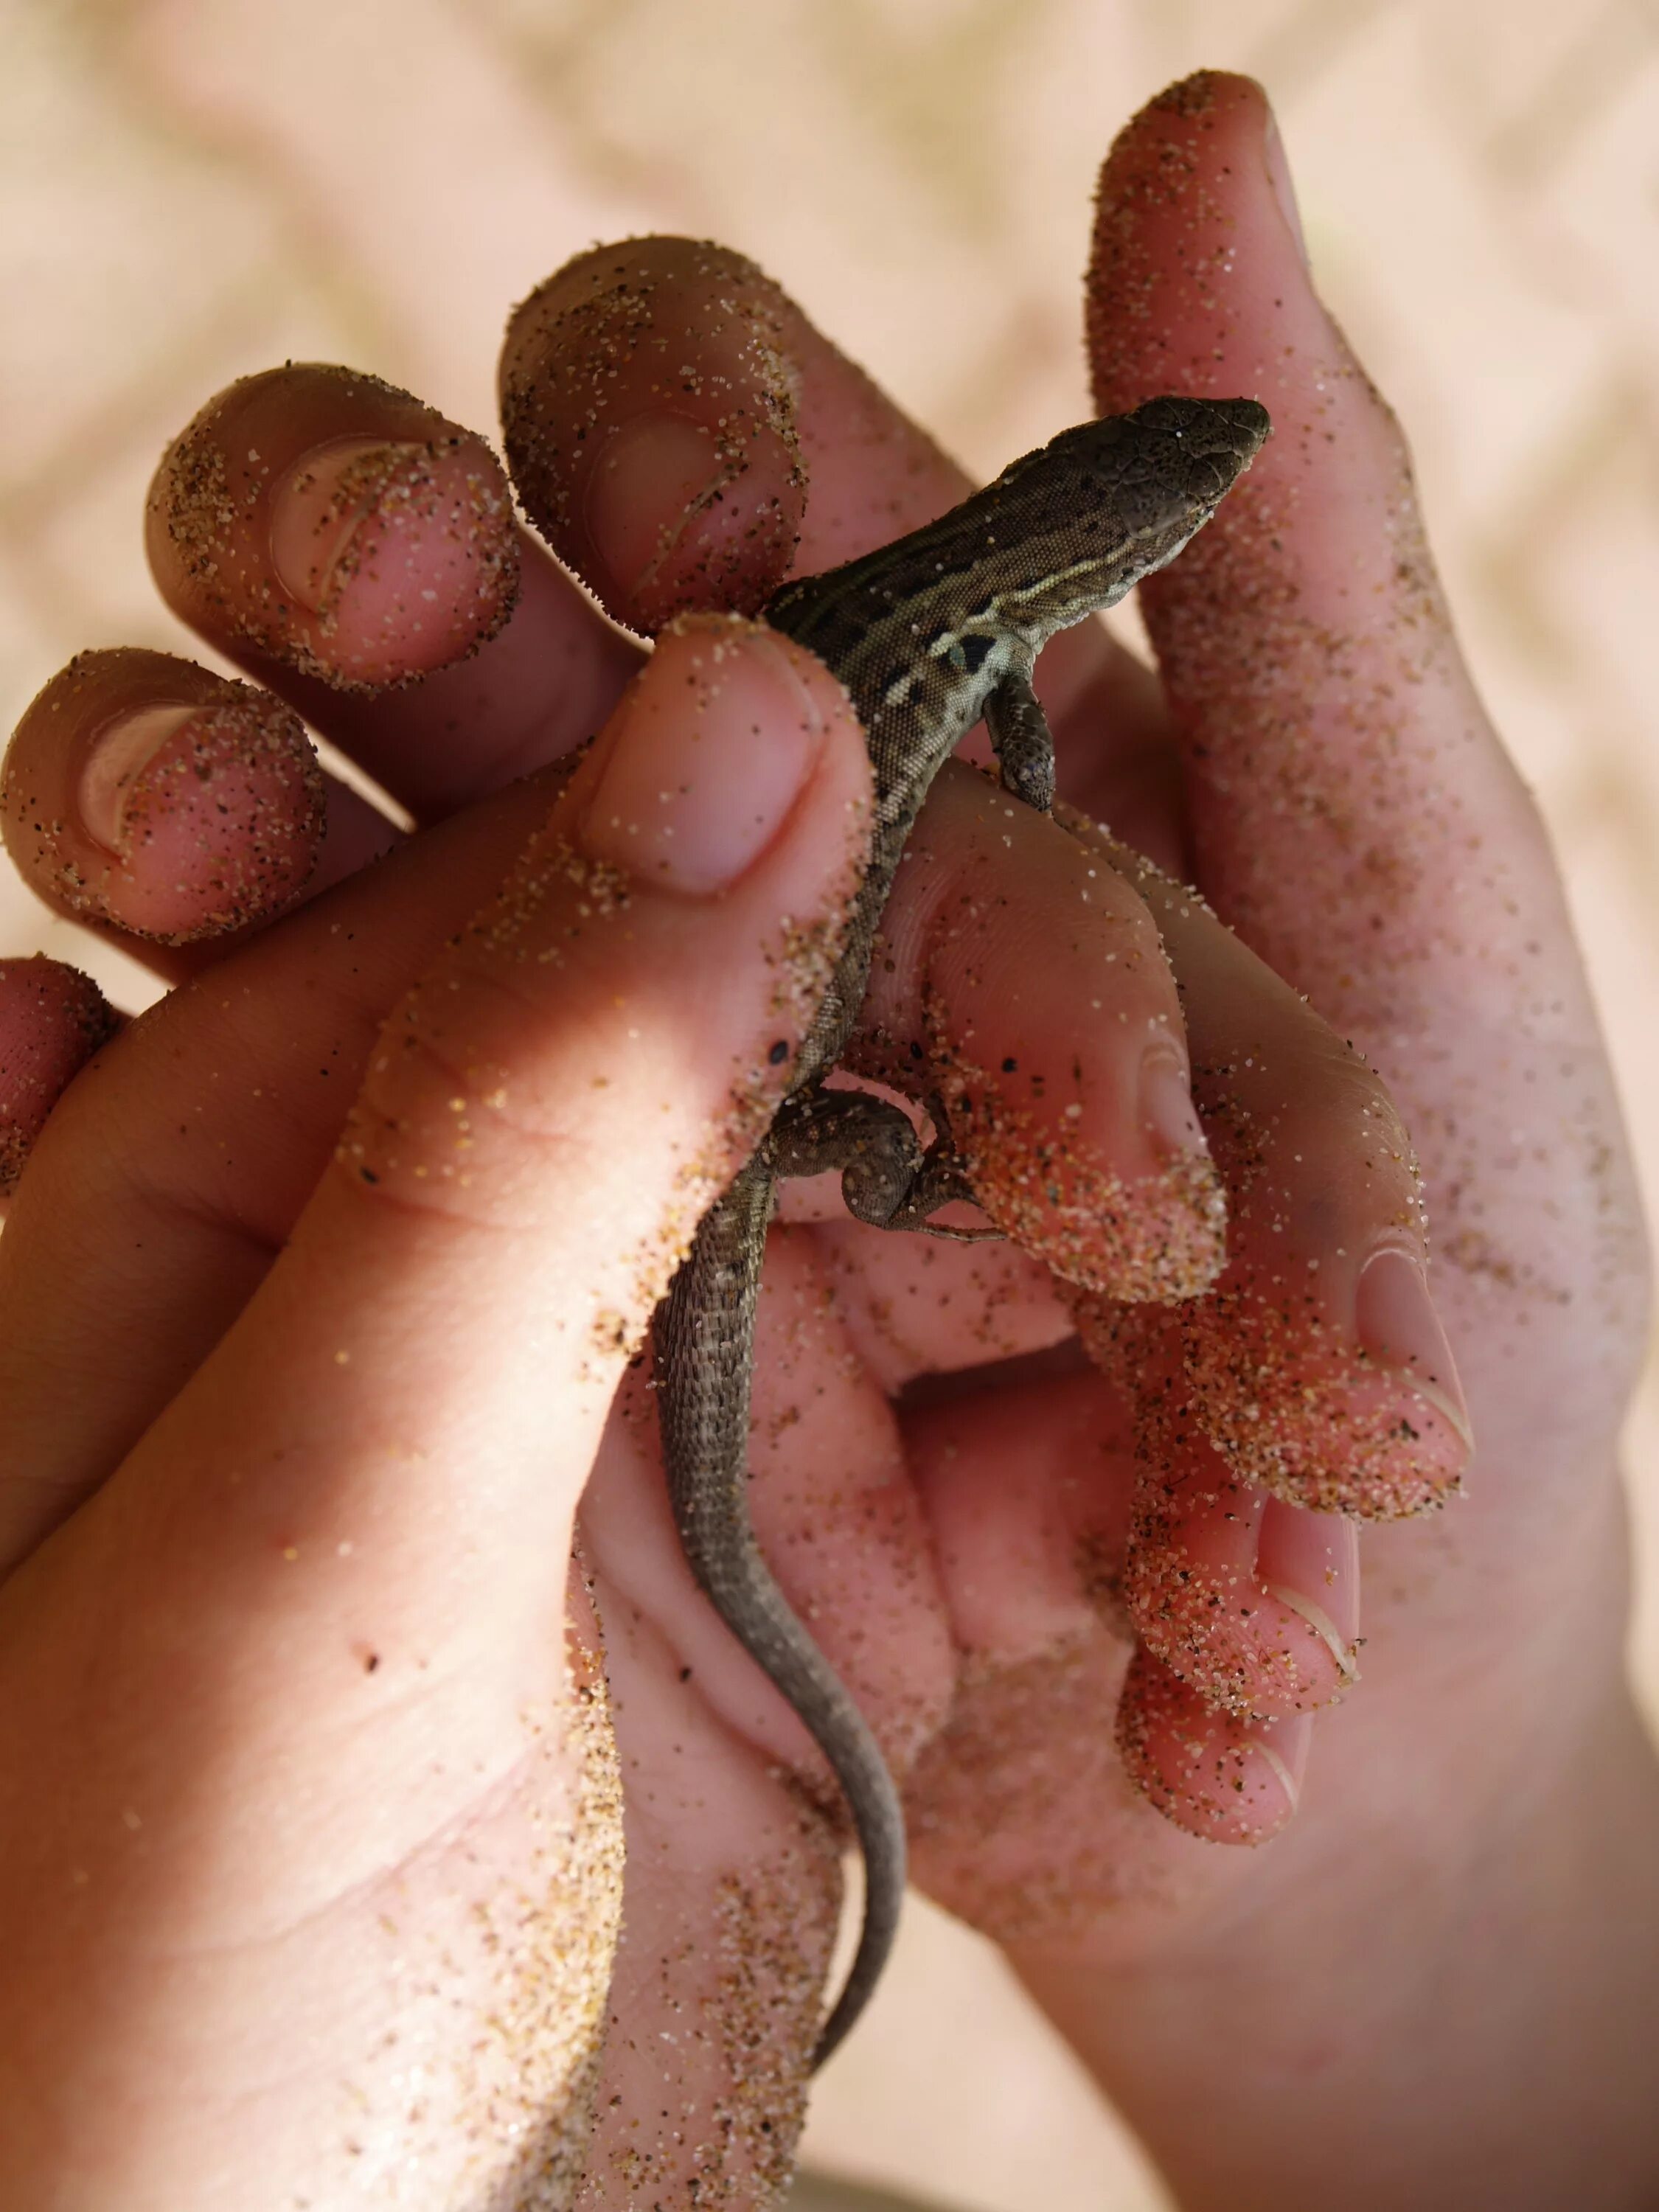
[653,395,1270,2064]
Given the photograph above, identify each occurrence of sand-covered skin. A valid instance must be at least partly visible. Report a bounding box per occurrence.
[378,1648,625,2208]
[496,215,1455,1903]
[150,364,519,692]
[0,617,888,2202]
[1053,808,1471,1526]
[502,240,807,635]
[0,956,118,1194]
[1087,72,1644,1415]
[1109,1307,1360,1719]
[4,650,326,945]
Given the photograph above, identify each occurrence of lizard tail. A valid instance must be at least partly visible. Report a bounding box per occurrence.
[654,1152,907,2070]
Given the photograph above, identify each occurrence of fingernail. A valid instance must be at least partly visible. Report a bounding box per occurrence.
[1354,1249,1474,1455]
[269,436,432,613]
[1262,111,1311,271]
[1263,1586,1357,1686]
[1139,1048,1211,1165]
[580,621,827,896]
[1253,1717,1311,1816]
[77,689,322,942]
[584,413,731,606]
[78,704,198,851]
[1259,1497,1360,1684]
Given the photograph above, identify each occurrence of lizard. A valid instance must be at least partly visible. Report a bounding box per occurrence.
[651,394,1270,2067]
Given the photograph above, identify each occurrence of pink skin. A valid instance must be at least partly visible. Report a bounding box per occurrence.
[501,240,809,633]
[1,289,1396,2203]
[3,652,328,948]
[1,69,1652,2209]
[150,364,521,695]
[0,956,117,1197]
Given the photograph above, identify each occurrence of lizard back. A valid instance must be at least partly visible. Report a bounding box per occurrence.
[658,394,1269,2069]
[764,395,1270,1085]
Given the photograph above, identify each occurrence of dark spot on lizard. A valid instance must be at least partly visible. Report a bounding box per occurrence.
[768,1038,790,1065]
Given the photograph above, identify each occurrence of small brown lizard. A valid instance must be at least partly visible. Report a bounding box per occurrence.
[653,396,1270,2063]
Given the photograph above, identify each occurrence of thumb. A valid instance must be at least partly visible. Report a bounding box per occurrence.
[111,616,872,1649]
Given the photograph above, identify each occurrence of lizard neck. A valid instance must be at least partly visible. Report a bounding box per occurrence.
[765,601,1018,1090]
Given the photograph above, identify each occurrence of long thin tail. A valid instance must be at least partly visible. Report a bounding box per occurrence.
[654,1153,906,2067]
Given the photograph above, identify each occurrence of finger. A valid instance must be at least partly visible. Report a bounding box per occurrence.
[501,238,808,633]
[1087,75,1618,1116]
[1116,1647,1311,1846]
[908,1350,1341,1770]
[0,624,868,1573]
[2,649,361,959]
[499,237,1172,841]
[0,956,118,1199]
[900,1369,1307,1944]
[858,762,1225,1307]
[1120,1326,1360,1720]
[883,808,1399,1721]
[1075,824,1471,1520]
[1086,73,1646,1467]
[147,364,639,821]
[151,363,518,693]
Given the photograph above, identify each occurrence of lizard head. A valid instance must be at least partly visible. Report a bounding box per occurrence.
[1112,394,1272,509]
[978,397,1271,640]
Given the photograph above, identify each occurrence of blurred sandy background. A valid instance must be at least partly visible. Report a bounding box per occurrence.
[2,2,1657,2205]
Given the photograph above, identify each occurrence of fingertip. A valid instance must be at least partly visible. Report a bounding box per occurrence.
[0,956,119,1194]
[148,364,520,690]
[500,238,808,633]
[1088,71,1294,415]
[265,433,520,685]
[1183,1284,1470,1520]
[1124,1445,1358,1722]
[335,618,872,1262]
[1116,1644,1310,1845]
[4,650,325,945]
[1256,1495,1361,1672]
[868,780,1228,1310]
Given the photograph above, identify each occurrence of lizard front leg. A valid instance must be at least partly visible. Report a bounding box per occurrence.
[770,1085,1001,1242]
[983,659,1055,815]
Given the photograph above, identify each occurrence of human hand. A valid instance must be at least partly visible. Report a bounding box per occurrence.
[484,78,1658,2204]
[1033,73,1658,2211]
